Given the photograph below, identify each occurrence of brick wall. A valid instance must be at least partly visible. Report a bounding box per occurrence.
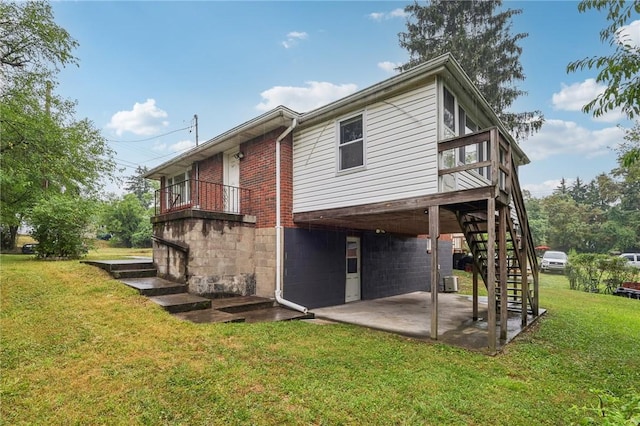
[240,128,294,228]
[197,154,223,184]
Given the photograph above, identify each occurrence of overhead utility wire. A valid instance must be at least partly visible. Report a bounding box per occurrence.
[107,125,192,143]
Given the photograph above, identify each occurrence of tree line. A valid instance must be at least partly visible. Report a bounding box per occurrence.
[525,124,640,253]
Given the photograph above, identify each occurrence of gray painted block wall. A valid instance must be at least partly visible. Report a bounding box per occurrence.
[283,228,454,309]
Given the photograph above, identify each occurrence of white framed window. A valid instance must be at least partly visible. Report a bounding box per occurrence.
[166,170,192,208]
[337,113,365,172]
[441,85,488,177]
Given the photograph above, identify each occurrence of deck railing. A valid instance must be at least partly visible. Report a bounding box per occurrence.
[154,179,252,216]
[437,127,511,197]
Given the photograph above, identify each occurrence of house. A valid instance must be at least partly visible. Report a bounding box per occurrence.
[144,53,539,352]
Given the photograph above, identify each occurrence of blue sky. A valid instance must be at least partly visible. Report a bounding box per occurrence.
[51,1,639,197]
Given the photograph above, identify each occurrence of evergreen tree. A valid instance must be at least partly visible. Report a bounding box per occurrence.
[124,166,158,209]
[398,0,543,139]
[553,178,570,196]
[569,177,587,204]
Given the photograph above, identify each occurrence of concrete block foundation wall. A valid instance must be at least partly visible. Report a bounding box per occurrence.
[153,217,259,297]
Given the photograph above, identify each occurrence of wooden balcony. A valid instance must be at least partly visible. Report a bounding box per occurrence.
[154,179,252,217]
[437,127,512,204]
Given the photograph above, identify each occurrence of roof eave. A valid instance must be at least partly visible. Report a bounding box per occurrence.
[143,106,299,179]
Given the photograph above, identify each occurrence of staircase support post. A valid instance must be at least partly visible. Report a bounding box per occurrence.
[429,205,440,340]
[472,261,479,321]
[499,205,508,341]
[521,222,529,326]
[487,198,497,353]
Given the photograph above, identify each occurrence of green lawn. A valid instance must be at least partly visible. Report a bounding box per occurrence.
[1,250,639,425]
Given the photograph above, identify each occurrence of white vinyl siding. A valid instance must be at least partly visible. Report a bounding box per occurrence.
[293,80,438,213]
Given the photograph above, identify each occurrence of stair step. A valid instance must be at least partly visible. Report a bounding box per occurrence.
[210,296,275,313]
[81,259,154,272]
[173,306,314,324]
[241,307,315,323]
[112,268,158,279]
[149,293,212,313]
[174,308,245,324]
[119,277,187,296]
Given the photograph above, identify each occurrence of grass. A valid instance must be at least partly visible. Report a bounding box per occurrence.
[1,250,639,425]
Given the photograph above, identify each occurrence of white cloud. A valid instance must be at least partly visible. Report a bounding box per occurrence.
[552,79,605,111]
[368,8,407,21]
[551,79,625,123]
[170,139,196,152]
[282,31,308,49]
[256,81,358,112]
[378,61,402,73]
[106,99,169,136]
[520,119,624,161]
[617,19,640,49]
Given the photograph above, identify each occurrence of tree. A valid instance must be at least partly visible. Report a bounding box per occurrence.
[124,166,159,209]
[523,190,548,247]
[569,177,588,204]
[28,194,96,259]
[398,0,543,139]
[0,1,115,250]
[542,194,601,252]
[553,178,570,196]
[567,0,640,121]
[101,194,148,248]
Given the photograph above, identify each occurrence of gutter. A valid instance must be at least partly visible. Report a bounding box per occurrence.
[274,118,307,314]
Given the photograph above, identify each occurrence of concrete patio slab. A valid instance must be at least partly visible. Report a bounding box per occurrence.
[311,291,545,354]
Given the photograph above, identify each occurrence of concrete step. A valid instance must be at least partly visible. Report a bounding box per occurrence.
[119,277,187,296]
[241,307,314,323]
[173,306,314,324]
[112,268,157,279]
[210,296,275,313]
[81,259,154,272]
[149,293,212,314]
[174,309,245,324]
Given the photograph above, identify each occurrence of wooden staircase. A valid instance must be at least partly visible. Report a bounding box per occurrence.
[455,166,539,328]
[457,210,534,314]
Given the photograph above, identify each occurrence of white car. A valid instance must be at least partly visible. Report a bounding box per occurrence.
[619,253,640,269]
[540,251,568,273]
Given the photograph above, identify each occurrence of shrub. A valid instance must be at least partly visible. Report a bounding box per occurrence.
[28,195,95,259]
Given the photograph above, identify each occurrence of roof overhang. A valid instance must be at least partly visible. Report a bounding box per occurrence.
[144,53,530,180]
[144,106,299,179]
[296,53,530,166]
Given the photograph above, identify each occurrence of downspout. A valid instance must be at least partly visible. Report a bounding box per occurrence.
[275,117,308,314]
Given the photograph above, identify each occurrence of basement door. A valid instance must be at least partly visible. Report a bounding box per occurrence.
[345,236,361,303]
[223,152,241,213]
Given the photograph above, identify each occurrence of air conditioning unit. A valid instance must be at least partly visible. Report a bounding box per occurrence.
[443,276,458,293]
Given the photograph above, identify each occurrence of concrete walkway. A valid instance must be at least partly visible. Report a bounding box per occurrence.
[311,291,545,354]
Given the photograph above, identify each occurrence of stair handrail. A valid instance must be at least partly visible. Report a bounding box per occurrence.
[152,235,190,282]
[152,236,189,254]
[510,161,539,313]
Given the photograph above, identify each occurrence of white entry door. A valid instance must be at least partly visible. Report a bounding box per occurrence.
[224,152,240,213]
[345,236,361,303]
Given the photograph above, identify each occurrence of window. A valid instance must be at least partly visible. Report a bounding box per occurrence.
[441,85,489,178]
[166,170,191,208]
[443,87,456,138]
[338,114,364,171]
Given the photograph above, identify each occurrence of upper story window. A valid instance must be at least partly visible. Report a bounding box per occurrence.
[338,114,365,171]
[441,85,488,177]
